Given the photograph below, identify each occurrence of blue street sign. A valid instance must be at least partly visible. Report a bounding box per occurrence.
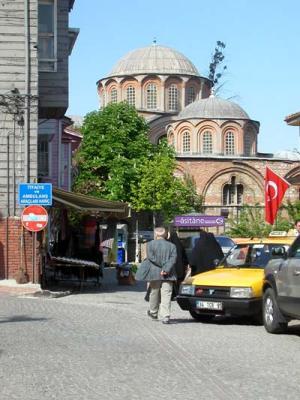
[18,183,52,206]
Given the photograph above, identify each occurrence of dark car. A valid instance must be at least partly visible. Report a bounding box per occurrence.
[262,236,300,333]
[182,235,235,264]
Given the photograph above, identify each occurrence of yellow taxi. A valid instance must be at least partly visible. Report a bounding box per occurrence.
[177,233,295,323]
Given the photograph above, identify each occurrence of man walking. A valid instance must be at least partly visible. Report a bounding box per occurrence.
[136,227,177,324]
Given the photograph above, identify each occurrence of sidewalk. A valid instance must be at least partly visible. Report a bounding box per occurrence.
[0,279,42,296]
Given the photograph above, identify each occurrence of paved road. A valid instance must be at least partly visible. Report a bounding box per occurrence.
[0,269,299,400]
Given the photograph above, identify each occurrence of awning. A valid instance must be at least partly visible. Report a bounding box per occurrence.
[53,188,130,217]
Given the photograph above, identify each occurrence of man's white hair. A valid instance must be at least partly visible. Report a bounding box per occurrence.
[154,227,166,239]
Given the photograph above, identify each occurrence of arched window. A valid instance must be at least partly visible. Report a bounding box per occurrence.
[244,130,254,156]
[126,85,135,106]
[169,133,175,147]
[187,86,196,105]
[202,131,213,154]
[225,131,235,155]
[182,131,190,153]
[168,84,178,111]
[223,176,243,205]
[146,83,157,109]
[110,88,118,103]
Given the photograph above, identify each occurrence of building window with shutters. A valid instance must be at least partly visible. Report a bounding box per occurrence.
[187,86,196,105]
[168,84,178,111]
[182,131,190,153]
[110,88,118,103]
[38,0,57,72]
[126,86,136,106]
[146,83,157,109]
[38,135,50,177]
[223,176,243,205]
[202,131,213,154]
[225,131,235,155]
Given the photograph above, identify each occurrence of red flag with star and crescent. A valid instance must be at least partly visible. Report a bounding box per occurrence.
[265,166,290,225]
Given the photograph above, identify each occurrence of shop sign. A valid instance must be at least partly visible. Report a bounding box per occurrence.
[174,215,225,227]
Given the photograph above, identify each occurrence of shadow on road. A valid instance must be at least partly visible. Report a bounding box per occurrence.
[0,315,48,324]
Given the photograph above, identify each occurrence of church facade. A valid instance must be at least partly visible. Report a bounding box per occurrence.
[97,44,300,220]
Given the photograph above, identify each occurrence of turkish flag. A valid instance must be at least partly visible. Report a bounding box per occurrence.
[265,166,290,225]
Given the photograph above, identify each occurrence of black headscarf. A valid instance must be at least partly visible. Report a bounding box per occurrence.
[190,230,224,276]
[168,231,189,281]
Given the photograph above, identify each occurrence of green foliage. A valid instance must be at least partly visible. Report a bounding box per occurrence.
[73,102,152,202]
[226,205,291,238]
[130,141,200,222]
[208,41,227,87]
[282,200,300,223]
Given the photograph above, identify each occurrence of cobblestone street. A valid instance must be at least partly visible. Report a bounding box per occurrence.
[0,268,299,400]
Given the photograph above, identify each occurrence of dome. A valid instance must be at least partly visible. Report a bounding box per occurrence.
[274,150,300,160]
[178,96,250,120]
[106,44,200,77]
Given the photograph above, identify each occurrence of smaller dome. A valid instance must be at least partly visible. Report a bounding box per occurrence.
[178,96,250,120]
[274,150,300,160]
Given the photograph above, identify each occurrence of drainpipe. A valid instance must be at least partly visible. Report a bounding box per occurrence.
[6,135,10,279]
[58,120,62,187]
[24,0,30,183]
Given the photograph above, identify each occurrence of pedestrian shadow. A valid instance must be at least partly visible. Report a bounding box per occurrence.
[0,315,48,324]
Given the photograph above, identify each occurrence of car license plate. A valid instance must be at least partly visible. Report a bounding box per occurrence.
[196,300,223,310]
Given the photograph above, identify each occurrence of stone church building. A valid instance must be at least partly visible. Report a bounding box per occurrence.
[97,43,300,219]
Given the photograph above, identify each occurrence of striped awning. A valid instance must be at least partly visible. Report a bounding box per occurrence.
[52,188,130,217]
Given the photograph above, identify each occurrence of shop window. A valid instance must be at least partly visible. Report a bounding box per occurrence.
[168,84,178,111]
[182,131,190,153]
[146,83,157,109]
[38,0,56,72]
[126,86,136,106]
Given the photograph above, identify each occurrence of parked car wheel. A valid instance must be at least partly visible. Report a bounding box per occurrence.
[189,310,214,322]
[263,288,288,333]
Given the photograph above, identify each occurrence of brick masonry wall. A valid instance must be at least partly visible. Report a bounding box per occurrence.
[177,158,300,206]
[0,217,40,283]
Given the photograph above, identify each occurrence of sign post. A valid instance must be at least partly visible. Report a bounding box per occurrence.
[21,205,48,283]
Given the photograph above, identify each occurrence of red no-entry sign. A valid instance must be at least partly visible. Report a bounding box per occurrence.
[21,205,48,232]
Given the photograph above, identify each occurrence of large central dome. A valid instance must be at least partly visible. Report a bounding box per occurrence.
[106,44,200,78]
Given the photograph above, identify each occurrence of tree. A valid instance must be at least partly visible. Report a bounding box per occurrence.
[282,200,300,223]
[130,142,200,225]
[226,205,291,238]
[73,102,152,202]
[208,41,227,92]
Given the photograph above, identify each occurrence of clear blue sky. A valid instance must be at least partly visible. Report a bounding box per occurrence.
[68,0,300,154]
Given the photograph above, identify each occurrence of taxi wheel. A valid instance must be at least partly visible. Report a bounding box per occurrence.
[189,310,214,322]
[263,288,287,334]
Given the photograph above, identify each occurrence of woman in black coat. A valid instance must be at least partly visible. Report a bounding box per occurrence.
[167,230,189,299]
[190,230,224,276]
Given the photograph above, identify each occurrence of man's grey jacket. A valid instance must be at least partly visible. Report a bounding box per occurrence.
[136,238,177,281]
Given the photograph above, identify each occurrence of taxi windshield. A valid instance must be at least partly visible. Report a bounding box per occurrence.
[222,243,289,269]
